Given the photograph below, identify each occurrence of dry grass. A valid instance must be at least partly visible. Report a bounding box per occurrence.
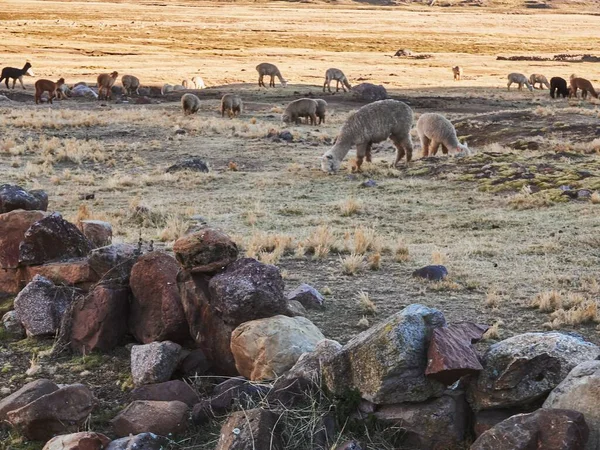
[483,320,503,340]
[305,225,337,257]
[368,253,381,271]
[431,251,447,265]
[546,301,599,329]
[157,214,188,242]
[356,291,377,315]
[338,197,362,217]
[484,288,502,309]
[531,290,563,312]
[340,253,364,276]
[394,238,410,263]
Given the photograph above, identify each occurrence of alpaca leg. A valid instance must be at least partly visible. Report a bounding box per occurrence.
[420,136,431,157]
[507,81,512,91]
[442,144,449,155]
[390,136,408,166]
[336,80,340,92]
[12,78,16,89]
[18,76,25,90]
[518,83,523,91]
[323,80,328,92]
[365,143,373,162]
[429,140,441,156]
[310,113,316,126]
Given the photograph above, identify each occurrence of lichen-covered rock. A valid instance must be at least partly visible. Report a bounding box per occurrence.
[106,433,168,450]
[110,400,188,437]
[0,209,46,268]
[468,332,600,412]
[131,341,182,386]
[166,157,209,174]
[173,228,238,273]
[287,283,325,309]
[22,258,98,290]
[323,304,446,404]
[0,184,48,214]
[2,310,25,339]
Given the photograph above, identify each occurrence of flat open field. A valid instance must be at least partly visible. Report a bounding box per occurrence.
[2,0,600,447]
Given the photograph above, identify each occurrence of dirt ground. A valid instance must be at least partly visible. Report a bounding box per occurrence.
[2,0,600,448]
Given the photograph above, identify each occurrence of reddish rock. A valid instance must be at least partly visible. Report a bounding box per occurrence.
[0,184,48,214]
[474,409,522,438]
[131,380,199,406]
[471,409,589,450]
[0,209,46,268]
[0,379,59,422]
[78,220,112,248]
[42,432,111,450]
[110,400,189,437]
[0,268,21,297]
[173,228,238,273]
[21,258,98,290]
[215,408,282,450]
[19,213,93,266]
[7,384,96,441]
[129,251,190,344]
[426,322,489,385]
[70,283,130,353]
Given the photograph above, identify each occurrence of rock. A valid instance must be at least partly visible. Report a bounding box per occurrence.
[131,380,199,406]
[351,83,388,102]
[412,265,448,281]
[231,315,326,381]
[70,283,130,353]
[173,228,238,273]
[324,304,446,404]
[360,179,377,188]
[105,433,168,450]
[88,243,138,284]
[178,349,211,377]
[468,332,600,412]
[166,157,209,173]
[131,341,182,386]
[18,213,92,266]
[209,258,288,326]
[0,209,46,268]
[78,220,112,248]
[7,384,96,441]
[21,258,98,290]
[394,48,413,56]
[279,130,294,142]
[336,441,363,450]
[2,310,25,338]
[0,379,59,423]
[471,408,589,450]
[129,251,190,344]
[0,268,20,297]
[286,299,306,316]
[287,283,325,309]
[14,275,78,336]
[374,390,469,450]
[474,409,523,438]
[111,400,189,437]
[426,322,489,385]
[215,408,281,450]
[42,432,111,450]
[543,360,600,449]
[134,96,152,105]
[0,184,48,213]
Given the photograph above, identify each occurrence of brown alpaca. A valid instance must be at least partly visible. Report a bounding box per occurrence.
[570,77,598,99]
[97,71,119,100]
[452,66,463,81]
[34,78,65,104]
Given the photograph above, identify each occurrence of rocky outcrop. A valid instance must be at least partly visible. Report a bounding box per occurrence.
[0,209,46,268]
[0,184,48,213]
[88,243,138,285]
[287,283,325,309]
[173,228,238,273]
[78,220,112,248]
[110,400,189,437]
[131,341,182,386]
[21,258,98,290]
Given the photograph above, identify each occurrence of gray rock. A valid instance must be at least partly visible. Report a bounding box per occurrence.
[215,408,281,450]
[351,83,388,102]
[88,243,138,284]
[131,341,182,386]
[106,433,168,450]
[2,310,25,338]
[286,300,307,317]
[166,157,209,173]
[287,283,325,309]
[0,184,48,213]
[0,379,59,422]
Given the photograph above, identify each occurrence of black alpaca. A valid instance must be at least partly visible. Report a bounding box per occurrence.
[550,76,569,99]
[0,62,33,89]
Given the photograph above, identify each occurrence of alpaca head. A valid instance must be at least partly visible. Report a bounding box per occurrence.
[57,78,65,86]
[281,79,288,88]
[321,153,340,173]
[111,71,119,79]
[456,142,470,157]
[24,63,34,77]
[281,113,291,124]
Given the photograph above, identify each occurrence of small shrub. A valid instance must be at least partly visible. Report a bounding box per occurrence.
[340,253,364,275]
[357,291,376,315]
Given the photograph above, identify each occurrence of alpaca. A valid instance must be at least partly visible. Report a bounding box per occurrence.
[321,99,413,173]
[221,94,243,118]
[323,68,352,93]
[507,73,533,92]
[34,78,65,104]
[529,74,550,89]
[417,113,469,157]
[315,99,327,124]
[0,62,34,89]
[570,77,598,99]
[121,75,140,96]
[181,93,201,115]
[256,63,287,88]
[282,98,318,125]
[550,77,569,99]
[97,71,119,100]
[452,66,463,81]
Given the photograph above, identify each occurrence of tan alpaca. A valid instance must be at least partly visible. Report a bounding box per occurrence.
[34,78,65,104]
[256,63,287,88]
[529,74,550,89]
[97,71,119,100]
[323,68,352,92]
[452,66,463,81]
[570,77,598,99]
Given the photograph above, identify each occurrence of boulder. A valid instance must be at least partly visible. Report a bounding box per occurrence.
[351,83,388,102]
[166,157,209,174]
[70,283,130,353]
[173,228,238,273]
[287,283,325,309]
[106,433,168,450]
[468,332,600,412]
[131,341,182,386]
[412,265,448,281]
[18,213,93,266]
[426,322,489,385]
[231,315,326,381]
[42,432,111,450]
[323,304,446,404]
[0,268,20,297]
[131,380,199,406]
[0,209,46,268]
[0,184,48,213]
[543,360,600,449]
[286,300,307,317]
[177,349,211,377]
[129,251,190,344]
[88,243,138,285]
[110,400,188,437]
[473,408,524,438]
[336,442,363,450]
[374,390,469,450]
[471,408,589,450]
[215,408,282,450]
[21,258,98,290]
[78,220,112,248]
[2,310,25,339]
[7,384,96,441]
[14,275,78,336]
[0,379,59,423]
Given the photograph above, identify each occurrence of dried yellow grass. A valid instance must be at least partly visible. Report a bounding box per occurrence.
[531,290,563,312]
[305,225,337,255]
[394,238,410,262]
[356,291,376,315]
[339,197,362,217]
[483,320,503,340]
[157,214,188,242]
[368,253,381,271]
[484,288,502,309]
[340,253,364,275]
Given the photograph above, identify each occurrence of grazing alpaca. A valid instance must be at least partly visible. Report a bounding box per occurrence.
[417,113,469,157]
[315,99,327,124]
[34,78,65,104]
[323,68,352,93]
[570,77,598,99]
[550,77,569,99]
[529,74,550,89]
[0,62,34,89]
[282,98,318,125]
[452,66,463,81]
[97,71,119,100]
[507,73,534,92]
[181,93,201,115]
[321,99,414,173]
[256,63,287,88]
[221,94,243,118]
[121,75,140,96]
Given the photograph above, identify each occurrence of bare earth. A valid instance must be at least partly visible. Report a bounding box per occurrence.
[2,0,600,447]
